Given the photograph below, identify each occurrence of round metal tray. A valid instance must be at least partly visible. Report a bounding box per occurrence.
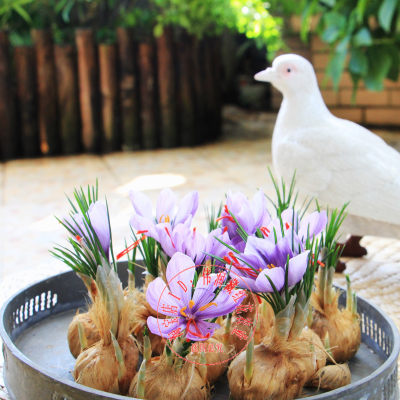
[1,263,399,400]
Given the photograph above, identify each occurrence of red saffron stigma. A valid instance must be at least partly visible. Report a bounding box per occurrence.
[75,235,82,242]
[216,215,235,223]
[137,230,148,234]
[116,236,145,260]
[222,226,228,234]
[285,222,290,230]
[165,227,176,249]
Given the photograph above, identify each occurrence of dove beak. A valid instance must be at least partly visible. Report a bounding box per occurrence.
[254,67,274,82]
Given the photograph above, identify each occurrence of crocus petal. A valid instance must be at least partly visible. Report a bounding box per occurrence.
[196,288,244,319]
[185,320,220,342]
[154,223,179,258]
[251,189,270,229]
[191,272,219,312]
[146,277,182,316]
[233,272,260,292]
[87,201,110,256]
[269,236,294,267]
[298,211,328,242]
[287,250,310,287]
[166,253,196,306]
[245,235,276,264]
[147,316,185,339]
[175,191,199,225]
[185,229,206,265]
[129,190,153,219]
[156,188,176,223]
[130,214,158,239]
[255,267,285,293]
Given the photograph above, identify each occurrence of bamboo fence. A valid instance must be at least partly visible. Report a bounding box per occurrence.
[0,28,222,160]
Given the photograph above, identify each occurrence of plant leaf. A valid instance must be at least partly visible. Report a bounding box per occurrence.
[378,0,397,32]
[365,46,392,91]
[353,27,372,47]
[349,48,368,76]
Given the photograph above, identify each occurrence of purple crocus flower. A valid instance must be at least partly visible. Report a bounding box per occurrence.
[129,188,199,237]
[219,190,271,251]
[153,223,206,265]
[204,227,233,268]
[146,253,245,341]
[66,201,111,257]
[227,234,310,293]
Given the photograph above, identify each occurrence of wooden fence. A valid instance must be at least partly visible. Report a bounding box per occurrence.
[0,28,222,160]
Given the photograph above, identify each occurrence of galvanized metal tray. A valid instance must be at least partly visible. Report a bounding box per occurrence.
[1,263,399,400]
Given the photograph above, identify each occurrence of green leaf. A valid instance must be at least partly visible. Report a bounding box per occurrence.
[327,50,347,89]
[378,0,397,32]
[153,23,163,37]
[349,48,368,76]
[355,0,368,23]
[320,0,336,6]
[387,47,399,81]
[321,12,346,43]
[12,3,31,24]
[353,27,372,47]
[365,47,392,91]
[336,35,350,53]
[321,25,342,43]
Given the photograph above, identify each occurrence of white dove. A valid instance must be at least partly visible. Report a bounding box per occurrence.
[254,53,400,240]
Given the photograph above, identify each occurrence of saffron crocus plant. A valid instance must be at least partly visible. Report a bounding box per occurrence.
[219,190,271,251]
[146,253,246,342]
[129,188,199,237]
[210,203,327,339]
[66,201,111,258]
[52,184,116,279]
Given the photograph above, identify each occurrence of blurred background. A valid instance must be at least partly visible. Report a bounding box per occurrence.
[0,0,399,159]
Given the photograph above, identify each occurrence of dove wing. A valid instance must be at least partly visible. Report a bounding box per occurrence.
[273,116,400,225]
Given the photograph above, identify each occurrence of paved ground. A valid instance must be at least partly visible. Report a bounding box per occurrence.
[1,106,400,398]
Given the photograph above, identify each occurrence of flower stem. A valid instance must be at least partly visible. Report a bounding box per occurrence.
[244,331,254,386]
[136,359,146,399]
[223,313,232,346]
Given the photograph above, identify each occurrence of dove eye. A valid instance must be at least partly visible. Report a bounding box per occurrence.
[287,68,291,73]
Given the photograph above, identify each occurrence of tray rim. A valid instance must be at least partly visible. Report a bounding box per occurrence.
[1,268,399,399]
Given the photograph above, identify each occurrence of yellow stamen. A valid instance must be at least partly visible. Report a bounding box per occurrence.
[267,264,276,269]
[159,214,171,223]
[198,302,217,312]
[189,300,195,309]
[180,306,188,317]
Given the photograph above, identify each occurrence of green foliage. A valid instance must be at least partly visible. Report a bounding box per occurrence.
[51,182,116,279]
[269,0,400,91]
[0,0,283,57]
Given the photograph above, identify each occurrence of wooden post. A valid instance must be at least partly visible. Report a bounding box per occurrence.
[14,46,39,157]
[75,29,101,153]
[191,36,205,145]
[138,39,158,149]
[157,27,178,148]
[0,31,17,160]
[32,29,60,155]
[203,37,217,142]
[211,37,222,139]
[117,27,140,150]
[177,32,196,146]
[54,44,81,154]
[99,43,119,153]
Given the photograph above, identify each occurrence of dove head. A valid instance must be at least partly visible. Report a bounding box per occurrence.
[254,54,319,98]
